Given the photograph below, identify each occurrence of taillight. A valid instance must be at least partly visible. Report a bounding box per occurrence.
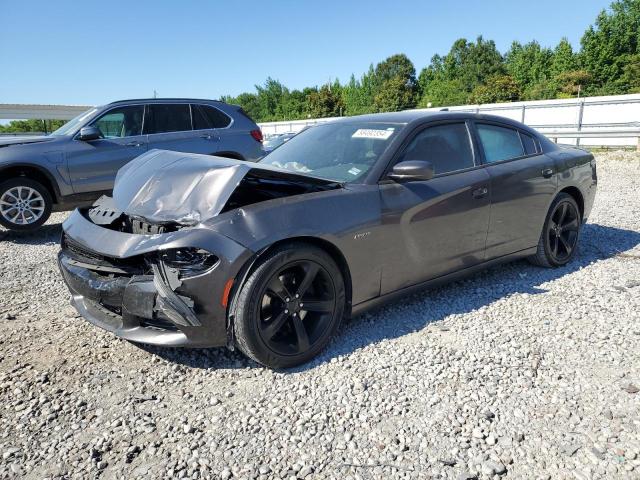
[250,129,263,143]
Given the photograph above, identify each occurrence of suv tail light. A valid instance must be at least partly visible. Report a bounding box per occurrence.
[250,129,263,143]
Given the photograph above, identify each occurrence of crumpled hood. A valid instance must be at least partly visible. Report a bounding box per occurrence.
[0,136,56,147]
[113,149,339,225]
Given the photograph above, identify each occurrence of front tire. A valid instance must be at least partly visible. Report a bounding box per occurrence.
[0,178,52,232]
[233,243,345,369]
[529,193,581,268]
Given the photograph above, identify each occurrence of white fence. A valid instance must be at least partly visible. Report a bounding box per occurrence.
[259,93,640,148]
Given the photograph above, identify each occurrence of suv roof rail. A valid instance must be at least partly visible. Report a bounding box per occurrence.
[107,98,226,105]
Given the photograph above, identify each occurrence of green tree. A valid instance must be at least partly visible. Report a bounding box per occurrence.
[0,119,65,134]
[505,41,553,96]
[555,70,593,98]
[616,54,640,92]
[417,78,468,107]
[373,76,417,112]
[550,38,578,77]
[342,66,377,115]
[581,0,640,93]
[417,36,504,107]
[374,54,417,89]
[306,84,344,118]
[469,75,521,104]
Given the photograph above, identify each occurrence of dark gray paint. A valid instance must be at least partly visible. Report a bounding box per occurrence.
[58,111,597,348]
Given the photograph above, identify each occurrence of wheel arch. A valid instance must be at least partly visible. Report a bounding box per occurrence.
[558,186,584,220]
[0,164,60,203]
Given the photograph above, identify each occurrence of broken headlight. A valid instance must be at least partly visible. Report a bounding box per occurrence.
[158,248,219,277]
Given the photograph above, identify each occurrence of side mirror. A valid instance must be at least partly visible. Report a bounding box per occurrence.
[388,160,435,182]
[78,126,101,141]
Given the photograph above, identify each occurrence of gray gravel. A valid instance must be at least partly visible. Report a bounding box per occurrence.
[1,151,640,480]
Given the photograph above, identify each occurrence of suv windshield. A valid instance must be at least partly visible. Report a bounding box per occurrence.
[50,108,98,136]
[259,121,402,182]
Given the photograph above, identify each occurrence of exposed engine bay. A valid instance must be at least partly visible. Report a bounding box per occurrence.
[94,149,341,230]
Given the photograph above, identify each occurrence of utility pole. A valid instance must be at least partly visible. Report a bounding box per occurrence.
[153,90,158,98]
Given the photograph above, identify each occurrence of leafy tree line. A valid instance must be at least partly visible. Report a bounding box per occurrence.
[223,0,640,123]
[0,119,65,134]
[2,0,638,132]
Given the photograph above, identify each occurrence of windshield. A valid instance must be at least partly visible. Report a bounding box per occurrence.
[50,108,98,136]
[259,121,403,182]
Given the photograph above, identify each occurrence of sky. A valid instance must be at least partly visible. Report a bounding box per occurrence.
[0,0,612,106]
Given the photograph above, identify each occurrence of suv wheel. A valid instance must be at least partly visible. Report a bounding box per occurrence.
[0,178,53,232]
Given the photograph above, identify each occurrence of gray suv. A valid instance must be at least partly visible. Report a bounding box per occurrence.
[0,98,264,231]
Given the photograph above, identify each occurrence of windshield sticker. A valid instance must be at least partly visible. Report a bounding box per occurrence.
[352,128,394,140]
[348,167,361,176]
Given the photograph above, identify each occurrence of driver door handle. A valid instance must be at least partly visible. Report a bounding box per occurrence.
[125,141,143,147]
[472,187,488,199]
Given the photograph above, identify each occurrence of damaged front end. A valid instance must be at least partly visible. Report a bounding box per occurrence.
[58,149,340,347]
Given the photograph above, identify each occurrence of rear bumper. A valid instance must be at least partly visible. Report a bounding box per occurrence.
[58,209,253,348]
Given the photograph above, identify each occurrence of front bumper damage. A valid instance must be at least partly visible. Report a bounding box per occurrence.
[58,209,252,347]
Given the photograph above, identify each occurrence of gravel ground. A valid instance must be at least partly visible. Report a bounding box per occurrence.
[1,151,639,480]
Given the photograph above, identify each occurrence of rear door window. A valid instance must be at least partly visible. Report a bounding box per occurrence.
[199,105,232,128]
[92,105,144,138]
[191,105,212,130]
[520,132,538,155]
[477,124,525,163]
[144,104,192,134]
[397,123,475,176]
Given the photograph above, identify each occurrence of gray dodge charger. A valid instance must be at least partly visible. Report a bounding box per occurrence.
[58,111,597,368]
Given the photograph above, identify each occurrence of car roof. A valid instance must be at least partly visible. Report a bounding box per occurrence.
[330,110,536,132]
[105,98,226,106]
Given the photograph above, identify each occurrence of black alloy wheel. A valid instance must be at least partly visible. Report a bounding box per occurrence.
[257,260,336,356]
[529,192,581,267]
[547,200,580,263]
[233,243,345,368]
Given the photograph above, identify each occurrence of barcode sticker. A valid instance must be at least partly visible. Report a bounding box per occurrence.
[352,128,394,140]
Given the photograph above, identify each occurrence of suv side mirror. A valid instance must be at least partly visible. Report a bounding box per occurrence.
[388,160,435,182]
[78,126,101,141]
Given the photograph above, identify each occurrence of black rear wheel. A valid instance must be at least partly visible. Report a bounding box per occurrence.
[233,243,345,368]
[529,193,581,267]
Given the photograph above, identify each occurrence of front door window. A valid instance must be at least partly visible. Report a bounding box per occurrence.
[92,105,144,138]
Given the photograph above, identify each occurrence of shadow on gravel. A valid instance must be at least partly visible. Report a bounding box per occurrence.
[0,222,63,245]
[309,223,640,370]
[141,223,640,372]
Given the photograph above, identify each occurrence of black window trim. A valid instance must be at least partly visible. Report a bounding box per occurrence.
[472,120,542,166]
[380,119,482,182]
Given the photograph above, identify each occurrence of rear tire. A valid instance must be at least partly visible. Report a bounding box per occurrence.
[528,193,581,268]
[233,243,345,369]
[0,178,52,232]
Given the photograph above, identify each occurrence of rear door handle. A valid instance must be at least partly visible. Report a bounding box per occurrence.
[542,168,554,178]
[472,187,488,199]
[125,141,143,147]
[200,131,219,141]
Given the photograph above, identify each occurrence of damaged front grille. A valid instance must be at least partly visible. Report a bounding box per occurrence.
[62,234,149,275]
